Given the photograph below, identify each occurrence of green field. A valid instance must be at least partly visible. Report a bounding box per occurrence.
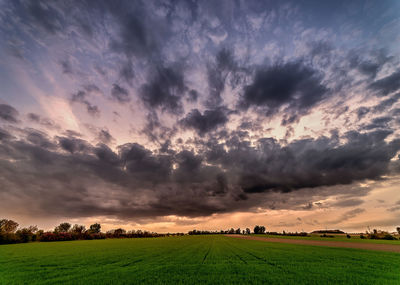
[1,235,399,284]
[253,234,400,244]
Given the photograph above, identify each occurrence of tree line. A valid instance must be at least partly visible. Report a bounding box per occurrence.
[189,225,266,235]
[2,218,399,245]
[0,219,181,245]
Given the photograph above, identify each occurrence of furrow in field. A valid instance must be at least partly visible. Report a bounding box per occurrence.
[225,238,287,270]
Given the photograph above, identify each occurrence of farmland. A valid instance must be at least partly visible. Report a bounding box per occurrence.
[253,234,400,244]
[1,235,399,284]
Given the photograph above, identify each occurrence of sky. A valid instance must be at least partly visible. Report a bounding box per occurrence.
[0,0,400,233]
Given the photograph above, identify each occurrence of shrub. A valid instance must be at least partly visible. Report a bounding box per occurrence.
[366,229,397,240]
[320,234,334,238]
[16,228,36,243]
[0,233,19,244]
[383,234,396,240]
[39,232,74,242]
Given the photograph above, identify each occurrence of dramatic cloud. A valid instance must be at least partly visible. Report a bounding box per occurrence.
[58,136,91,154]
[1,0,400,230]
[369,70,400,96]
[140,65,186,114]
[71,91,100,116]
[108,2,169,59]
[180,107,229,135]
[25,0,64,34]
[348,49,390,79]
[111,84,130,103]
[206,48,240,107]
[27,113,59,129]
[239,61,328,124]
[1,122,399,220]
[119,61,135,86]
[98,129,114,145]
[212,130,400,194]
[60,59,73,75]
[0,104,19,123]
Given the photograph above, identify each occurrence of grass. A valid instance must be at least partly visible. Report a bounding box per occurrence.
[0,235,399,284]
[252,234,400,244]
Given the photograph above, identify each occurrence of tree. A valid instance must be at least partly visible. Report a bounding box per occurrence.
[254,225,266,234]
[89,223,101,233]
[235,228,241,234]
[254,225,259,234]
[71,224,86,234]
[246,228,251,234]
[396,227,400,235]
[0,219,19,233]
[54,222,71,233]
[108,228,126,238]
[16,226,38,243]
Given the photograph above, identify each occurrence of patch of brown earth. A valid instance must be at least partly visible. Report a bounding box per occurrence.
[225,235,400,253]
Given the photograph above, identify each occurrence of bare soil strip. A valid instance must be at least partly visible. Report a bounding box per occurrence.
[225,235,400,253]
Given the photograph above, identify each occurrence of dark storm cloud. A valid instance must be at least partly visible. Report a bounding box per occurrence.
[27,113,40,122]
[83,84,101,93]
[119,60,135,86]
[373,93,400,113]
[356,93,400,119]
[59,59,73,74]
[206,48,239,107]
[58,136,91,154]
[70,91,100,116]
[356,107,370,119]
[180,107,230,135]
[363,116,392,130]
[140,111,178,145]
[207,130,400,194]
[348,49,391,79]
[97,129,114,145]
[0,104,19,123]
[331,199,364,208]
[309,41,333,67]
[119,143,172,183]
[9,0,169,62]
[25,129,56,149]
[108,3,168,59]
[186,90,198,103]
[25,0,64,34]
[111,84,130,103]
[140,65,186,114]
[3,0,400,222]
[1,123,399,219]
[351,59,380,78]
[239,61,328,123]
[0,128,13,141]
[369,69,400,96]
